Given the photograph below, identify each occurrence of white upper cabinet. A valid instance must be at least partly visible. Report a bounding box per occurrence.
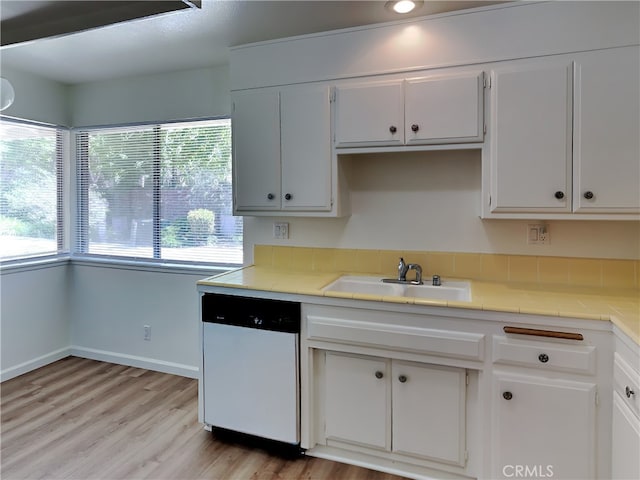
[484,46,640,219]
[280,86,332,211]
[488,59,573,213]
[573,46,640,214]
[232,89,281,211]
[334,80,404,147]
[233,85,334,215]
[405,72,484,145]
[334,70,484,148]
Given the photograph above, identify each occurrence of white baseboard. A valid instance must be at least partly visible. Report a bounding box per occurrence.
[0,347,71,382]
[70,346,199,379]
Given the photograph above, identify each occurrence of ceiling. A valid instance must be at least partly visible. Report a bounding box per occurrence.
[0,0,509,85]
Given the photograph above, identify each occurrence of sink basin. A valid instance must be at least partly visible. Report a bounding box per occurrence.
[323,276,471,302]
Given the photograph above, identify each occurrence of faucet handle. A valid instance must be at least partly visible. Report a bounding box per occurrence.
[398,257,408,281]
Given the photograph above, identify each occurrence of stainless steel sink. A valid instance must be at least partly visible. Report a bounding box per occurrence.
[323,276,471,302]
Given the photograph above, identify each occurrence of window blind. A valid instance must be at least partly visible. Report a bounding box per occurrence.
[76,118,242,265]
[0,118,63,261]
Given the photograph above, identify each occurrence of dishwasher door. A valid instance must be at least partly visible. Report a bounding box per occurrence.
[202,322,299,444]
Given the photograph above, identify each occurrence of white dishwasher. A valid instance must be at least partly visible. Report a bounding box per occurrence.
[201,293,300,446]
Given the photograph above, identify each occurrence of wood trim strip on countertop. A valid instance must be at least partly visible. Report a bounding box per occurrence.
[503,326,584,341]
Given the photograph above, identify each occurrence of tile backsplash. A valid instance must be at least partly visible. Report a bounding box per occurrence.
[254,245,639,289]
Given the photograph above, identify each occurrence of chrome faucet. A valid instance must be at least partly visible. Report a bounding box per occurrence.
[407,263,422,285]
[383,257,423,285]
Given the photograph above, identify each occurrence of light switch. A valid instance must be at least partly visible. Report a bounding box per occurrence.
[273,222,289,239]
[527,224,549,245]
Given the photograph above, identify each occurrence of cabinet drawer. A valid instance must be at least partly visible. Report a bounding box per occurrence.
[492,335,596,375]
[308,315,484,361]
[614,352,640,418]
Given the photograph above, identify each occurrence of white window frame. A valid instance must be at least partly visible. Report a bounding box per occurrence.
[0,117,69,266]
[72,118,242,269]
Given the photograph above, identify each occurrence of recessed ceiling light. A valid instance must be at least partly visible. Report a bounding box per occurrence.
[385,0,424,14]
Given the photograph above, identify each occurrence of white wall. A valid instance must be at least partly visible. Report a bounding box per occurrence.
[68,264,219,378]
[70,65,230,126]
[244,151,640,263]
[0,263,71,381]
[1,65,233,381]
[0,67,69,126]
[63,65,234,377]
[231,1,640,90]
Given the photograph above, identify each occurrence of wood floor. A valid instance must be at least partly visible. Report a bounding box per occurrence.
[1,357,404,480]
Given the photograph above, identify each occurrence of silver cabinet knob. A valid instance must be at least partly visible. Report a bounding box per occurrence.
[398,375,408,383]
[267,193,275,200]
[584,191,594,200]
[389,125,397,134]
[503,391,513,400]
[411,124,419,133]
[375,371,384,379]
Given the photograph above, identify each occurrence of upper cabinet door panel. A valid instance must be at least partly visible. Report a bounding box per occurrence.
[334,80,404,147]
[405,71,484,144]
[490,60,573,212]
[232,90,281,211]
[281,86,332,210]
[573,46,640,213]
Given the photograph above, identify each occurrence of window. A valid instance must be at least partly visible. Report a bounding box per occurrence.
[76,119,242,265]
[0,118,64,261]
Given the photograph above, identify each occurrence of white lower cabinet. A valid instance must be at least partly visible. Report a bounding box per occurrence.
[324,351,467,466]
[612,393,640,480]
[612,344,640,479]
[391,361,467,465]
[492,373,597,480]
[325,353,389,450]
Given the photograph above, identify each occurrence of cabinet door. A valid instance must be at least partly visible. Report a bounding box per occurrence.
[281,86,332,211]
[324,352,389,449]
[493,374,596,479]
[392,362,467,466]
[489,60,572,213]
[232,90,281,211]
[405,72,484,145]
[612,392,640,480]
[334,80,404,147]
[573,47,640,213]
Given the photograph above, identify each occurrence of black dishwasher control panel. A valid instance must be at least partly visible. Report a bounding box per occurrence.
[202,293,300,334]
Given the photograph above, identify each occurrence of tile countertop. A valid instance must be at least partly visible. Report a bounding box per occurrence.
[198,266,640,345]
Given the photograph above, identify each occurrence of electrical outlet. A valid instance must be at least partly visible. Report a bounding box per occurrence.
[144,325,151,341]
[273,222,289,239]
[527,224,549,245]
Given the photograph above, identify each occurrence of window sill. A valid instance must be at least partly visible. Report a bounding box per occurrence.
[70,255,240,275]
[0,254,71,274]
[1,254,241,276]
